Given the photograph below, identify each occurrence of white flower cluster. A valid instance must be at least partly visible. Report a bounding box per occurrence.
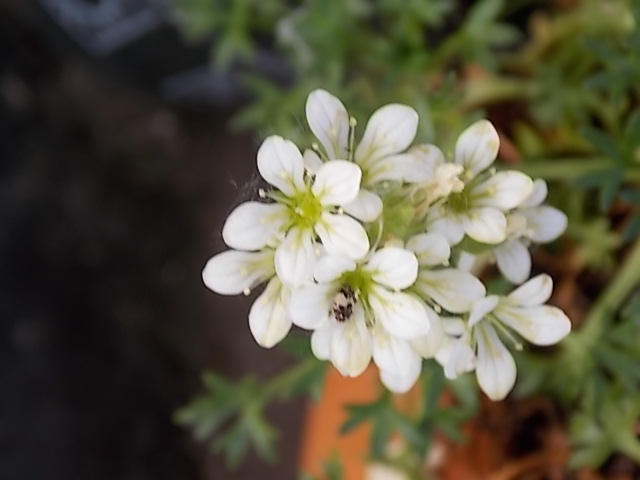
[202,89,571,401]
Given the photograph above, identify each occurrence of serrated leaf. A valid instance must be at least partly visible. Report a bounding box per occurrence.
[341,399,385,435]
[598,168,623,211]
[394,412,427,453]
[582,127,623,163]
[594,345,640,391]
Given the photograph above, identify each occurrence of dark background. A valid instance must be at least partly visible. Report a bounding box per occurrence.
[0,1,304,479]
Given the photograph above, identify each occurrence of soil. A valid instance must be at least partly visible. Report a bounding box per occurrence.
[0,3,304,479]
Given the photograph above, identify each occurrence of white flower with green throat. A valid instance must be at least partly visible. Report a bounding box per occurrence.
[288,246,434,392]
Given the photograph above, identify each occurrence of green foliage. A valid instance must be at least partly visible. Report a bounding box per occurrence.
[578,110,640,212]
[300,453,344,480]
[570,387,640,468]
[340,361,478,475]
[517,288,640,469]
[175,357,326,467]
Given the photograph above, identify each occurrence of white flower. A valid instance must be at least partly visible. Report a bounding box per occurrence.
[436,274,571,400]
[407,233,486,314]
[426,121,534,245]
[493,179,568,284]
[306,89,427,187]
[373,329,423,393]
[202,249,293,348]
[202,248,275,296]
[223,135,372,287]
[435,317,477,379]
[288,247,433,387]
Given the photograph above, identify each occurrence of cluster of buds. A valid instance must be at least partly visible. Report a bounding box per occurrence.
[202,90,571,400]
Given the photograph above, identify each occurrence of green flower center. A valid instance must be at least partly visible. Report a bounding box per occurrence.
[447,190,470,214]
[339,267,374,299]
[289,187,323,229]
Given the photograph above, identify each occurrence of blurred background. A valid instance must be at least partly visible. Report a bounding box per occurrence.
[0,1,304,479]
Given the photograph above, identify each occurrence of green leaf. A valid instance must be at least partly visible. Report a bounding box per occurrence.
[598,168,623,211]
[622,214,640,242]
[341,398,386,435]
[593,345,640,392]
[624,110,640,147]
[582,127,623,164]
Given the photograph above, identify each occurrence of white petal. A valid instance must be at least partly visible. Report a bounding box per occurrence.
[507,274,553,306]
[454,120,499,176]
[202,249,274,295]
[519,179,548,208]
[311,327,333,360]
[366,152,433,184]
[257,135,305,196]
[462,207,507,244]
[441,316,466,336]
[306,89,349,160]
[494,304,571,346]
[475,322,517,401]
[410,144,446,171]
[494,239,531,285]
[222,202,288,251]
[416,269,486,313]
[275,227,318,287]
[405,233,451,266]
[426,209,466,245]
[312,160,362,206]
[355,104,419,167]
[468,295,499,327]
[372,330,420,373]
[441,334,476,379]
[410,311,444,358]
[365,247,418,290]
[473,171,534,210]
[288,283,335,330]
[369,287,430,339]
[248,277,292,348]
[315,212,369,259]
[341,189,383,222]
[456,251,478,272]
[523,206,568,243]
[329,306,372,377]
[314,254,356,283]
[379,357,422,393]
[303,149,324,173]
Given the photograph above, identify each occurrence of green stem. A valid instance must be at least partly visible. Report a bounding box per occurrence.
[517,157,605,180]
[260,356,326,402]
[516,158,640,182]
[575,238,640,347]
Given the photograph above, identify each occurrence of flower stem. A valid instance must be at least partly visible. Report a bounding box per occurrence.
[516,158,640,182]
[261,356,326,403]
[574,238,640,347]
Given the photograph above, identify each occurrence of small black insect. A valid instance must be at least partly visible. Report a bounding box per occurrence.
[331,287,357,322]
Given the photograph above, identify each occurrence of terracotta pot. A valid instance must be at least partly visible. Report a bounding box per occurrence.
[298,365,422,479]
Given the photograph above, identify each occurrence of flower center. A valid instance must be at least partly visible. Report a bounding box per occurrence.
[447,189,470,214]
[331,287,357,322]
[290,187,323,229]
